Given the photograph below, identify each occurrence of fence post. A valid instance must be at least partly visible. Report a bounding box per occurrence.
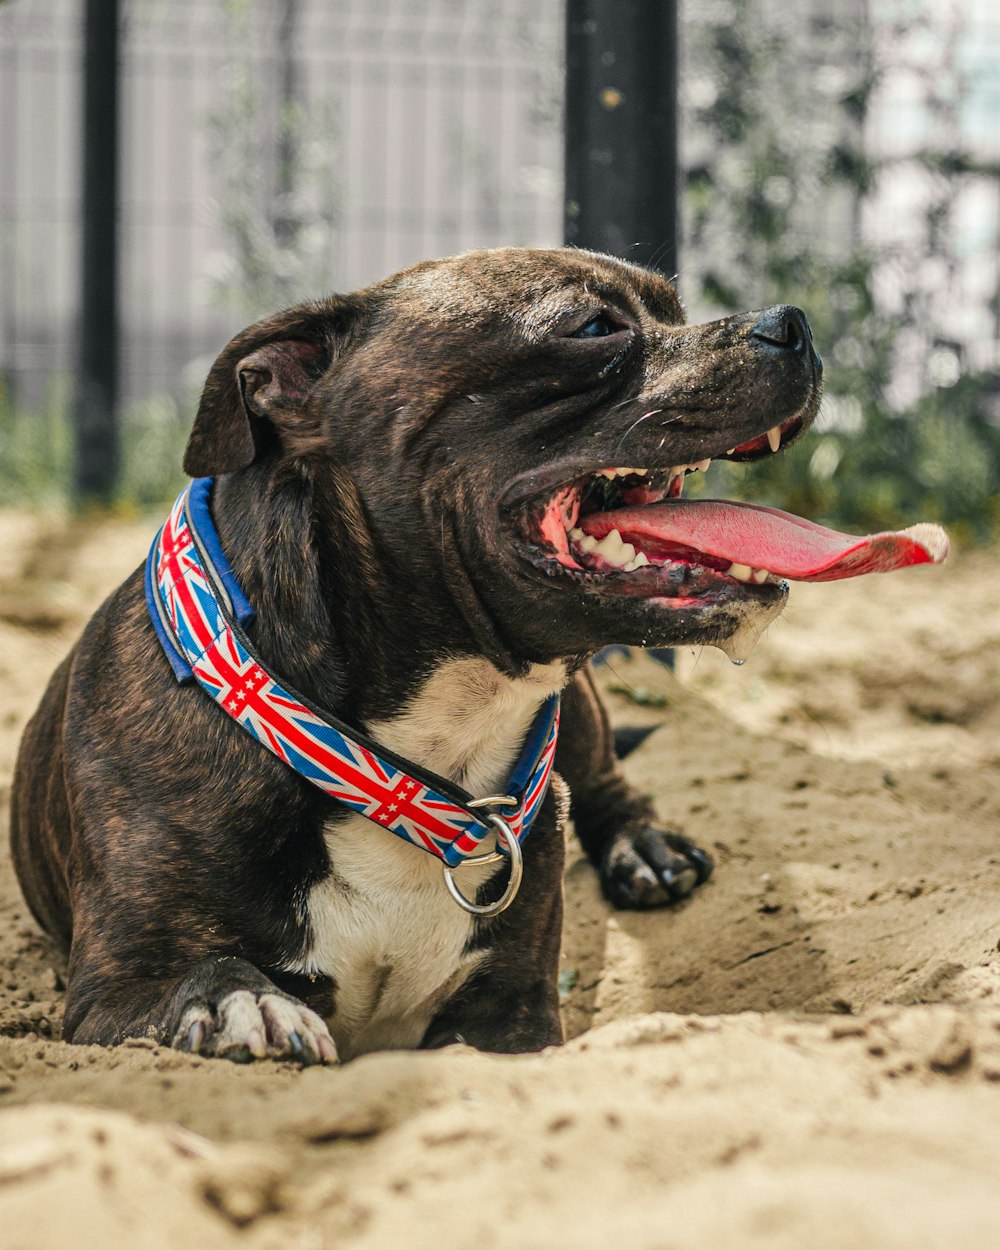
[564,0,679,277]
[74,0,120,502]
[565,0,679,670]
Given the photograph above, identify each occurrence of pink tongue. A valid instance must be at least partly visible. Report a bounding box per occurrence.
[580,499,949,582]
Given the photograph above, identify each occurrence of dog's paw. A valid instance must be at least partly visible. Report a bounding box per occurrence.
[172,989,338,1065]
[599,826,714,910]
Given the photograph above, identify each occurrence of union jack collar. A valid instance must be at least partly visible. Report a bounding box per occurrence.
[144,479,560,915]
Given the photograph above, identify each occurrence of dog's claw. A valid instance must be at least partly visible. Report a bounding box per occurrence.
[184,1020,206,1053]
[220,1043,255,1064]
[658,864,698,899]
[600,826,714,911]
[674,840,714,886]
[316,1033,338,1064]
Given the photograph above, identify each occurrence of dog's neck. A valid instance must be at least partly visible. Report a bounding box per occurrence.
[211,467,569,780]
[367,655,566,793]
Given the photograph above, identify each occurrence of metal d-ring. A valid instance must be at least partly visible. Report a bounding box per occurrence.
[443,810,524,918]
[453,795,519,867]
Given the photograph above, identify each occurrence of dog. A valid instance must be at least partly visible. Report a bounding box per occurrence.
[10,248,823,1063]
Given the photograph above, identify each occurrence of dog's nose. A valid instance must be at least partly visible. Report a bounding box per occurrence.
[750,305,813,355]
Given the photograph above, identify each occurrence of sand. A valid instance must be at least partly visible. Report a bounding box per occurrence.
[1,508,999,1250]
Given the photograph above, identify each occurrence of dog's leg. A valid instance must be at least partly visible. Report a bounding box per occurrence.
[556,667,714,909]
[65,955,338,1064]
[420,792,566,1054]
[421,962,563,1055]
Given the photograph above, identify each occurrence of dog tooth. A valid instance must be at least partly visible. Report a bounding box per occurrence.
[596,469,617,479]
[579,534,598,552]
[767,426,782,453]
[592,528,634,567]
[727,447,737,455]
[726,562,753,583]
[569,527,585,540]
[693,458,711,472]
[630,551,650,569]
[752,568,770,584]
[589,533,619,559]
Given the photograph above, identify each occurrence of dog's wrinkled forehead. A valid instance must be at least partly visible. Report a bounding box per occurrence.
[387,247,684,338]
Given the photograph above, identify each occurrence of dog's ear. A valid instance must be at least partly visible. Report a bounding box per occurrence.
[183,300,357,477]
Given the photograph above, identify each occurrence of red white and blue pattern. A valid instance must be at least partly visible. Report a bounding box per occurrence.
[147,484,559,867]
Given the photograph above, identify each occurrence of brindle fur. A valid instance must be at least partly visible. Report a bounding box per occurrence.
[11,248,820,1058]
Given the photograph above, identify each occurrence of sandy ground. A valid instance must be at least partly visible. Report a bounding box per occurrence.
[1,508,999,1250]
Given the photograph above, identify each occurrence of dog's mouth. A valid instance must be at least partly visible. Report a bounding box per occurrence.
[509,409,949,616]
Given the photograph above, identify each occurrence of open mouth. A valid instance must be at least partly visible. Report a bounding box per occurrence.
[513,410,949,610]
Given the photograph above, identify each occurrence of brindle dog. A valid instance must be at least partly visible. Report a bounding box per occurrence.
[11,248,821,1062]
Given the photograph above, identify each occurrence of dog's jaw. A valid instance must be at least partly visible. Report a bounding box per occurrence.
[472,389,820,664]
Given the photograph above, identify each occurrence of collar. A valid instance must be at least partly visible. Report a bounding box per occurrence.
[144,479,560,913]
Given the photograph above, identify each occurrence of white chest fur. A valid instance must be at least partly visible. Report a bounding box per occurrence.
[288,657,566,1060]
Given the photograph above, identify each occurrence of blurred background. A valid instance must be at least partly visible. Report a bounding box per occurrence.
[1,0,998,538]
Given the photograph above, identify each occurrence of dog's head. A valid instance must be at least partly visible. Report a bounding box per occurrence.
[185,248,824,666]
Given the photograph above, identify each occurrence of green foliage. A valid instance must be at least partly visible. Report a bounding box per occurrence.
[683,0,999,539]
[115,392,190,509]
[0,377,189,512]
[202,6,340,319]
[0,374,73,506]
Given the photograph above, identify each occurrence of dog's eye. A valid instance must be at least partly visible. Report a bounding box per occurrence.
[569,314,621,339]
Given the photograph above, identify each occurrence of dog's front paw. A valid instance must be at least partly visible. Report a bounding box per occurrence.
[599,826,714,910]
[173,989,337,1065]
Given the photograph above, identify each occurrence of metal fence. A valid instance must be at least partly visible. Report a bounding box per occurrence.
[0,0,564,410]
[3,0,998,455]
